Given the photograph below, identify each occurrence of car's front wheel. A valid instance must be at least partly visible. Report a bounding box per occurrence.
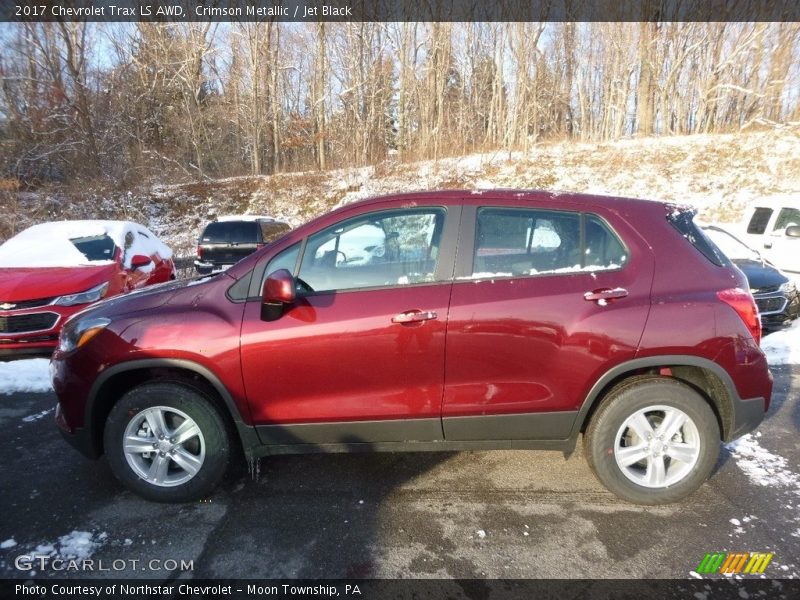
[104,382,231,502]
[584,376,720,505]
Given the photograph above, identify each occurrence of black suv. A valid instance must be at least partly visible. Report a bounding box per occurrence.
[195,216,290,275]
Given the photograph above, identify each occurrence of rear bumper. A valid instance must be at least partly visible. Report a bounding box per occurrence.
[194,260,231,275]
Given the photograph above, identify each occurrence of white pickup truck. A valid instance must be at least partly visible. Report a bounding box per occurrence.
[736,198,800,274]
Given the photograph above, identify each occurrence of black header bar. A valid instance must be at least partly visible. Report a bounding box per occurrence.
[3,0,800,23]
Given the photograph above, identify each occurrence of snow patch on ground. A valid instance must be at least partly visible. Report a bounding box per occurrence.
[725,434,800,490]
[32,531,106,561]
[22,407,54,423]
[761,320,800,365]
[0,359,52,395]
[57,531,106,560]
[724,433,800,577]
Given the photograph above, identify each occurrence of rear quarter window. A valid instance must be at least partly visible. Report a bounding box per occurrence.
[668,210,727,267]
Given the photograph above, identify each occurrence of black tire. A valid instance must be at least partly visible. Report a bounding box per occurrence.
[104,382,231,503]
[584,376,720,505]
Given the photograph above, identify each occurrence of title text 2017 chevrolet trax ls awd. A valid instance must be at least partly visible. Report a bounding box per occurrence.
[51,191,772,504]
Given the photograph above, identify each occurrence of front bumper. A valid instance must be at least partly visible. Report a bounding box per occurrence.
[0,303,85,355]
[55,401,100,458]
[0,345,55,358]
[755,289,800,330]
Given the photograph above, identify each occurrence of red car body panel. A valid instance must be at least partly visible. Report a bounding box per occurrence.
[50,190,772,462]
[51,275,251,432]
[443,196,655,420]
[240,283,451,424]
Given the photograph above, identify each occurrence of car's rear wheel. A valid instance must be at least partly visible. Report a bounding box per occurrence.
[584,376,720,504]
[104,382,231,502]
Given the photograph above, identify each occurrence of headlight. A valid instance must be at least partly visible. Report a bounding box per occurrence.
[779,281,796,293]
[58,317,111,353]
[54,282,110,307]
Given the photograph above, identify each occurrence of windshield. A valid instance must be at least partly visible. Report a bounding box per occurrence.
[69,235,117,261]
[703,227,760,261]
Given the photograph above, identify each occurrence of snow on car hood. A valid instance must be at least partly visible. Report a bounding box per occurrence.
[0,220,172,269]
[0,265,117,302]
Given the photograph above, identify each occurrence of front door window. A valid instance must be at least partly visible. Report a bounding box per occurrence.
[297,209,446,293]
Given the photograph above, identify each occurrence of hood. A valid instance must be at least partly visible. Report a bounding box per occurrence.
[71,273,230,322]
[0,265,117,302]
[731,258,788,290]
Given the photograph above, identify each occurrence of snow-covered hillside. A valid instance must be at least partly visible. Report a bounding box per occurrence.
[6,130,799,259]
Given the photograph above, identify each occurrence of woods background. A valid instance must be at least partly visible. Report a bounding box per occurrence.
[1,21,798,188]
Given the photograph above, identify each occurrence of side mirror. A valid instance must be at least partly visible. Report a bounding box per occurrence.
[130,254,152,269]
[785,225,800,238]
[263,269,295,304]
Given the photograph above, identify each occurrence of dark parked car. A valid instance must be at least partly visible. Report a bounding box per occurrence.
[702,225,799,331]
[52,191,772,505]
[195,215,290,274]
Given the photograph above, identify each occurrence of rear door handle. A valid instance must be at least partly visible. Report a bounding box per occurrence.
[392,310,438,324]
[584,288,629,304]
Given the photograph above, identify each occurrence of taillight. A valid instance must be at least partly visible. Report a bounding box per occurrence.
[717,288,761,345]
[197,245,203,259]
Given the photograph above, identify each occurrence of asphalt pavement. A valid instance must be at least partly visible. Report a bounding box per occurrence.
[0,366,798,582]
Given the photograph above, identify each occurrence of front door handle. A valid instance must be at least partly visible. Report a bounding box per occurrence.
[584,288,628,305]
[764,241,773,249]
[392,310,438,324]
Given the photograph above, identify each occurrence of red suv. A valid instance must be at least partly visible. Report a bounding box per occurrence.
[51,191,772,504]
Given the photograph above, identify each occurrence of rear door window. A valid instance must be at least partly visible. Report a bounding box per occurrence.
[584,215,628,269]
[472,208,627,277]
